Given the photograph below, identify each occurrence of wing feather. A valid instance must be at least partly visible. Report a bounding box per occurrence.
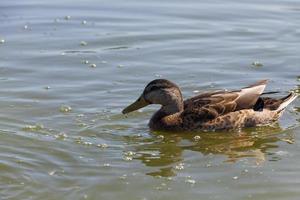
[182,80,268,123]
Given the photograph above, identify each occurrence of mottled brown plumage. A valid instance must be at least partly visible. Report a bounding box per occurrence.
[122,79,298,132]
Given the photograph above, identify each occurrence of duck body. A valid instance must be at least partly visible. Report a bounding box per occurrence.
[123,79,298,132]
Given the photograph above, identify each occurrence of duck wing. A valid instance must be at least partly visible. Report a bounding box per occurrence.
[182,80,268,123]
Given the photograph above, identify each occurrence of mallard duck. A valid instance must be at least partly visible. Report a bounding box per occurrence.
[122,79,298,131]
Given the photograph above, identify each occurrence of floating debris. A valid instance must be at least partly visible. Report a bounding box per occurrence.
[295,88,300,93]
[80,41,88,46]
[124,151,135,156]
[252,61,263,67]
[193,90,200,93]
[232,176,239,180]
[119,174,127,180]
[0,39,5,44]
[54,132,67,140]
[103,163,110,167]
[185,179,196,184]
[97,143,108,149]
[174,163,184,170]
[118,64,124,68]
[275,150,289,156]
[157,135,164,139]
[22,124,44,132]
[134,133,142,137]
[77,114,84,117]
[23,25,28,30]
[59,105,72,113]
[154,186,163,190]
[166,177,173,181]
[123,156,133,161]
[151,152,157,156]
[81,20,87,25]
[205,163,212,168]
[82,60,89,64]
[44,86,51,90]
[64,15,71,20]
[54,18,60,23]
[90,63,96,68]
[48,170,56,176]
[78,123,87,127]
[83,141,92,146]
[75,137,83,144]
[193,135,201,141]
[101,60,107,64]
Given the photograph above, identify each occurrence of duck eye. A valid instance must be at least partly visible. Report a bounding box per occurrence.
[149,85,160,91]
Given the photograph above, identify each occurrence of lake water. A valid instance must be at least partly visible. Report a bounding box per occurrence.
[0,0,300,199]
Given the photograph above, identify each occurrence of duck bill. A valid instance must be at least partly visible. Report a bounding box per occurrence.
[122,96,149,114]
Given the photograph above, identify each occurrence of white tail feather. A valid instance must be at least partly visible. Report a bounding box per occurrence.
[236,80,268,109]
[277,92,298,111]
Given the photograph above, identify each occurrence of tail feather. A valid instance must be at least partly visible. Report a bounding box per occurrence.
[235,80,268,110]
[276,92,298,112]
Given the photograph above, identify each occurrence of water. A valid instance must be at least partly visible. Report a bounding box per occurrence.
[0,0,300,199]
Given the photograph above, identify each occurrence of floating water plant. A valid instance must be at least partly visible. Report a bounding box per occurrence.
[185,179,196,184]
[82,60,89,64]
[59,105,72,113]
[193,135,201,141]
[80,41,88,46]
[54,132,67,140]
[252,61,263,67]
[123,156,133,161]
[22,124,44,132]
[97,143,108,149]
[90,63,96,68]
[174,163,184,170]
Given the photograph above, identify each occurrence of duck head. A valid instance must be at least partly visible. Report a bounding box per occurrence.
[122,79,184,115]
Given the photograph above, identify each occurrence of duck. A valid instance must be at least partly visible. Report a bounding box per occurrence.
[122,79,298,132]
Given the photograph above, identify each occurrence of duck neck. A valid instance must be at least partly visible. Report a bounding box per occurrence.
[161,99,184,115]
[149,98,184,130]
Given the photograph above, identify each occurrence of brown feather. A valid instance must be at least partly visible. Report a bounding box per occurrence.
[181,80,268,125]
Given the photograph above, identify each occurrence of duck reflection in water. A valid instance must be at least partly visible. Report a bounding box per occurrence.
[128,124,296,177]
